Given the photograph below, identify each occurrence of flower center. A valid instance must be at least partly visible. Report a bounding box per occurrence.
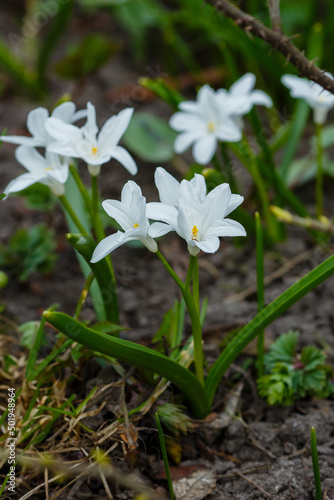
[191,225,199,240]
[207,122,216,132]
[91,146,98,155]
[133,223,139,228]
[45,167,52,171]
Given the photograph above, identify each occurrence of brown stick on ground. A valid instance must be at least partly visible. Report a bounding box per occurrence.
[205,0,334,94]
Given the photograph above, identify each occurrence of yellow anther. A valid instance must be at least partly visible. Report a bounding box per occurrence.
[133,223,139,228]
[191,225,199,240]
[92,147,98,155]
[45,167,52,171]
[207,122,216,132]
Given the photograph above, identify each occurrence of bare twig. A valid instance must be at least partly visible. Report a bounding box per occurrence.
[234,470,274,499]
[267,0,282,33]
[205,0,334,94]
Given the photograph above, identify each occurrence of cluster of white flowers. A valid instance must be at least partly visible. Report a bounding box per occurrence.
[169,73,273,164]
[2,102,137,197]
[91,167,246,262]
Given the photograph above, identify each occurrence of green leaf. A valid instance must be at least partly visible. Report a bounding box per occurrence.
[66,233,119,324]
[122,112,177,163]
[139,77,184,110]
[0,270,8,289]
[264,330,299,371]
[19,321,47,350]
[0,194,6,200]
[258,364,294,405]
[43,311,210,419]
[90,321,127,336]
[205,253,334,405]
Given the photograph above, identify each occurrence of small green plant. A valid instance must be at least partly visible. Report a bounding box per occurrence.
[258,331,334,405]
[0,224,57,281]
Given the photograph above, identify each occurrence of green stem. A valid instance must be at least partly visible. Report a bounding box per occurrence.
[74,273,95,320]
[311,426,322,500]
[69,164,92,213]
[193,256,200,313]
[91,174,106,242]
[59,195,88,236]
[315,123,323,219]
[185,255,195,289]
[255,212,265,378]
[156,251,204,385]
[155,413,176,500]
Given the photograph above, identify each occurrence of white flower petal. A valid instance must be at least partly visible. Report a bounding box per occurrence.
[169,112,204,132]
[215,120,242,142]
[51,102,76,122]
[102,199,134,231]
[148,221,173,237]
[1,135,42,146]
[206,218,247,238]
[26,107,49,143]
[192,135,217,164]
[226,194,244,215]
[15,146,46,174]
[90,233,123,263]
[154,167,180,205]
[109,146,138,175]
[99,108,134,152]
[174,131,199,154]
[230,73,256,95]
[146,202,178,226]
[250,90,273,108]
[4,173,43,194]
[47,140,80,158]
[195,236,220,254]
[121,180,141,205]
[45,117,82,143]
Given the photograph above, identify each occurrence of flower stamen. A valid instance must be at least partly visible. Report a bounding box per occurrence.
[191,225,199,240]
[45,167,52,171]
[207,122,216,132]
[91,147,98,155]
[133,223,139,228]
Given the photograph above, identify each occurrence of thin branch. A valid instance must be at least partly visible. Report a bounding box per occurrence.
[267,0,282,32]
[205,0,334,94]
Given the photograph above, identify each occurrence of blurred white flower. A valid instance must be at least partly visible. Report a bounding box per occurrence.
[169,76,272,165]
[1,102,86,147]
[148,168,246,256]
[3,146,69,197]
[169,85,242,165]
[46,102,137,176]
[90,181,157,263]
[282,73,334,124]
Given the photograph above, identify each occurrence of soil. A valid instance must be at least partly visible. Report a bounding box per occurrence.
[0,6,334,500]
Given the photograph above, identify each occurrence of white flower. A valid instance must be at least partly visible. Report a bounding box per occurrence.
[146,167,244,237]
[148,168,246,256]
[169,85,242,165]
[46,102,137,176]
[1,102,87,147]
[281,73,334,124]
[3,146,69,197]
[90,181,157,263]
[217,73,273,119]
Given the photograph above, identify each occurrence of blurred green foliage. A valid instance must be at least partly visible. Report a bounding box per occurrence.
[0,224,57,282]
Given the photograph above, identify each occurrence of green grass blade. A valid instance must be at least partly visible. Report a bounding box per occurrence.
[155,413,176,500]
[37,0,74,89]
[26,316,46,382]
[43,311,210,419]
[280,100,310,180]
[255,212,265,378]
[205,253,334,405]
[0,37,42,97]
[66,233,119,324]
